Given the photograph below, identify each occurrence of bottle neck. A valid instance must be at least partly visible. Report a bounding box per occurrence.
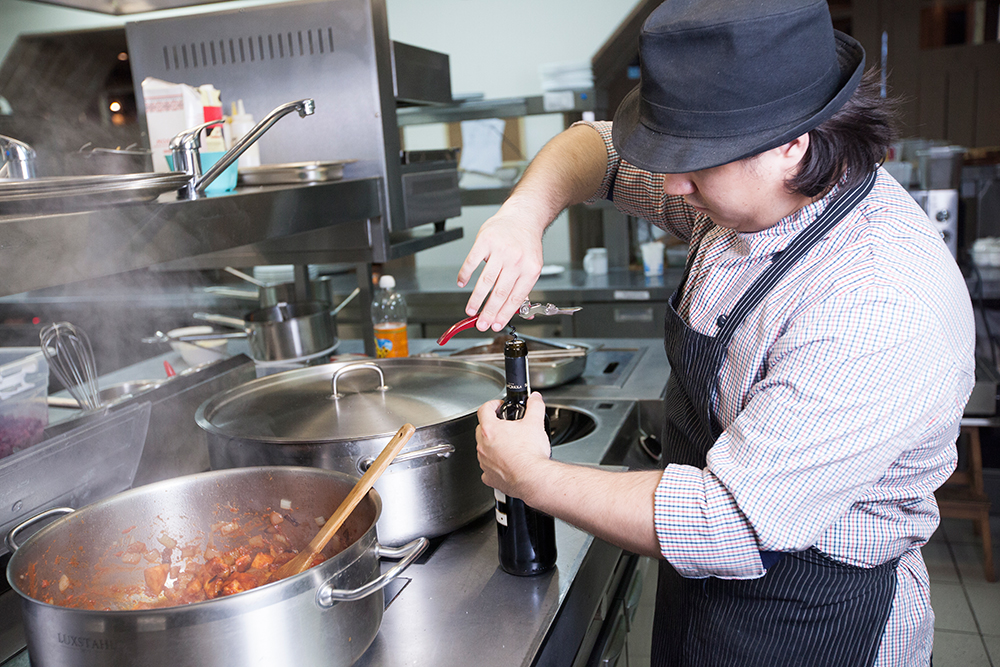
[503,337,529,401]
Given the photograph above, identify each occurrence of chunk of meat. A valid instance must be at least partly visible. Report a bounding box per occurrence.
[204,577,225,599]
[204,557,230,579]
[250,552,274,570]
[234,553,252,572]
[220,571,270,597]
[143,565,170,597]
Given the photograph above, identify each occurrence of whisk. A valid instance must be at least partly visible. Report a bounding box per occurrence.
[39,322,102,411]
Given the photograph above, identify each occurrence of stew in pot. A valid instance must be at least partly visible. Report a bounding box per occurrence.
[18,502,348,611]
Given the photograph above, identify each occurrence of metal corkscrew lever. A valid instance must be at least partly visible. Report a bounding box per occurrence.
[436,300,582,346]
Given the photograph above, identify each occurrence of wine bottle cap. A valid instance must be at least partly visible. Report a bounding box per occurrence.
[504,337,527,358]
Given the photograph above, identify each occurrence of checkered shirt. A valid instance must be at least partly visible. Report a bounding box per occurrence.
[580,120,976,666]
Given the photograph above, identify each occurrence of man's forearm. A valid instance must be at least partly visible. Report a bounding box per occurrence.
[500,124,609,231]
[523,460,663,558]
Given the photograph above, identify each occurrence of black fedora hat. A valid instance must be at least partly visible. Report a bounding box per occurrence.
[612,0,865,173]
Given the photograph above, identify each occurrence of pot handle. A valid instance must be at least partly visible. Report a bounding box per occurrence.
[329,287,361,318]
[330,362,389,398]
[5,507,75,552]
[357,443,455,474]
[315,536,428,608]
[193,312,248,330]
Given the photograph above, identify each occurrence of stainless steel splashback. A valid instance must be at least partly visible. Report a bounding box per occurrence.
[125,0,407,233]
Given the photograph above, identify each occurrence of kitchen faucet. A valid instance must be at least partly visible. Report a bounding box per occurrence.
[170,98,315,199]
[0,134,37,179]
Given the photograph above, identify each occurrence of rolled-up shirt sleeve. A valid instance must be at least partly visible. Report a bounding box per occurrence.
[573,120,700,243]
[655,466,767,578]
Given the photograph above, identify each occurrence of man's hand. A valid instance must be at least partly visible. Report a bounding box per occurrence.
[476,390,663,558]
[457,205,545,332]
[476,392,552,500]
[455,124,610,332]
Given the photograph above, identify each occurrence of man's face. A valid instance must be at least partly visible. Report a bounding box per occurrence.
[661,144,807,233]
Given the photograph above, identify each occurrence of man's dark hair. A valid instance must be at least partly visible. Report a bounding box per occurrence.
[787,68,899,197]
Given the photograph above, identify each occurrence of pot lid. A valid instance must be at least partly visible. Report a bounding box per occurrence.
[197,358,504,442]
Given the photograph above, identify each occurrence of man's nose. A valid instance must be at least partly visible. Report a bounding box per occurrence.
[662,172,695,196]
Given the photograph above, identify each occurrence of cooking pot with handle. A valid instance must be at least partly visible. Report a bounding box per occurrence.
[196,357,504,546]
[5,466,426,667]
[192,299,338,362]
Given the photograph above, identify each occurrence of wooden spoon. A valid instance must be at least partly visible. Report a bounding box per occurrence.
[273,422,416,581]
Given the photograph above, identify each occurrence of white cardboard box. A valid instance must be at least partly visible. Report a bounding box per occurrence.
[141,77,204,172]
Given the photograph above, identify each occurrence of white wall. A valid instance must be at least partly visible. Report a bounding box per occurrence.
[0,0,638,268]
[388,0,637,269]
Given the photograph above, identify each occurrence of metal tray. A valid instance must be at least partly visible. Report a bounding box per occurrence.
[237,160,354,185]
[447,335,591,388]
[0,401,150,554]
[0,172,190,214]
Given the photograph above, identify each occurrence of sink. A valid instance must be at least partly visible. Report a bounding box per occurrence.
[546,405,597,446]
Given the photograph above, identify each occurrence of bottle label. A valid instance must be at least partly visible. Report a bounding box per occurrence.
[503,356,530,393]
[374,323,409,358]
[494,488,507,526]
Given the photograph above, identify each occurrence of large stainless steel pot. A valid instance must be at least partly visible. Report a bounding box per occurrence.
[193,300,339,361]
[196,357,505,546]
[5,466,426,667]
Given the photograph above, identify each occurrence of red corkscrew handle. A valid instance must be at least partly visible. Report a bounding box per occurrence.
[436,315,480,345]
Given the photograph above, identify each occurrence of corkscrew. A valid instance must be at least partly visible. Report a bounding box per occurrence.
[436,299,581,345]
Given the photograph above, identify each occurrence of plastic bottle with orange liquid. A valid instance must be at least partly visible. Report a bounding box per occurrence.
[372,275,409,358]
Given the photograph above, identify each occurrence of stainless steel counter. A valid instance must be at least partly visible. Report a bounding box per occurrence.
[0,178,385,298]
[355,514,622,667]
[1,337,669,666]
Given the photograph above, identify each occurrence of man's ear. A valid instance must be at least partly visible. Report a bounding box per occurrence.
[781,133,811,164]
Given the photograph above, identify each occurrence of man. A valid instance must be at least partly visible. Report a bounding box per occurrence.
[458,1,976,665]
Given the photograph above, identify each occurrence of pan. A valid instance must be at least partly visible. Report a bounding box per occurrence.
[444,332,590,388]
[192,300,339,362]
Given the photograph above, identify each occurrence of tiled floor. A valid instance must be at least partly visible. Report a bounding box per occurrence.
[627,516,1000,666]
[926,516,1000,666]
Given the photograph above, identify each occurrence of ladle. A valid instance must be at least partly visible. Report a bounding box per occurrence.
[273,422,416,581]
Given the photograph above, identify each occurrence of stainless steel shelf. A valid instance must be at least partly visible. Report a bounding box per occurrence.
[0,178,383,297]
[396,91,595,126]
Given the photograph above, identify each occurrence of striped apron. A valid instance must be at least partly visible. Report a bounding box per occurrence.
[650,171,899,667]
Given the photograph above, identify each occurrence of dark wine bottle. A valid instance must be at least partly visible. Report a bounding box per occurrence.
[494,334,557,576]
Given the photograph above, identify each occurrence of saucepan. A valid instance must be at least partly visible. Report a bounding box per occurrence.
[177,289,358,363]
[191,301,338,362]
[214,267,340,308]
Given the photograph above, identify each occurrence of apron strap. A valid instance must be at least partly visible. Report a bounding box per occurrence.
[716,170,877,344]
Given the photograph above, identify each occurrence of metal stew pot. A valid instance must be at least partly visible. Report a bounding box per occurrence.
[196,357,505,546]
[4,466,426,667]
[192,299,339,362]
